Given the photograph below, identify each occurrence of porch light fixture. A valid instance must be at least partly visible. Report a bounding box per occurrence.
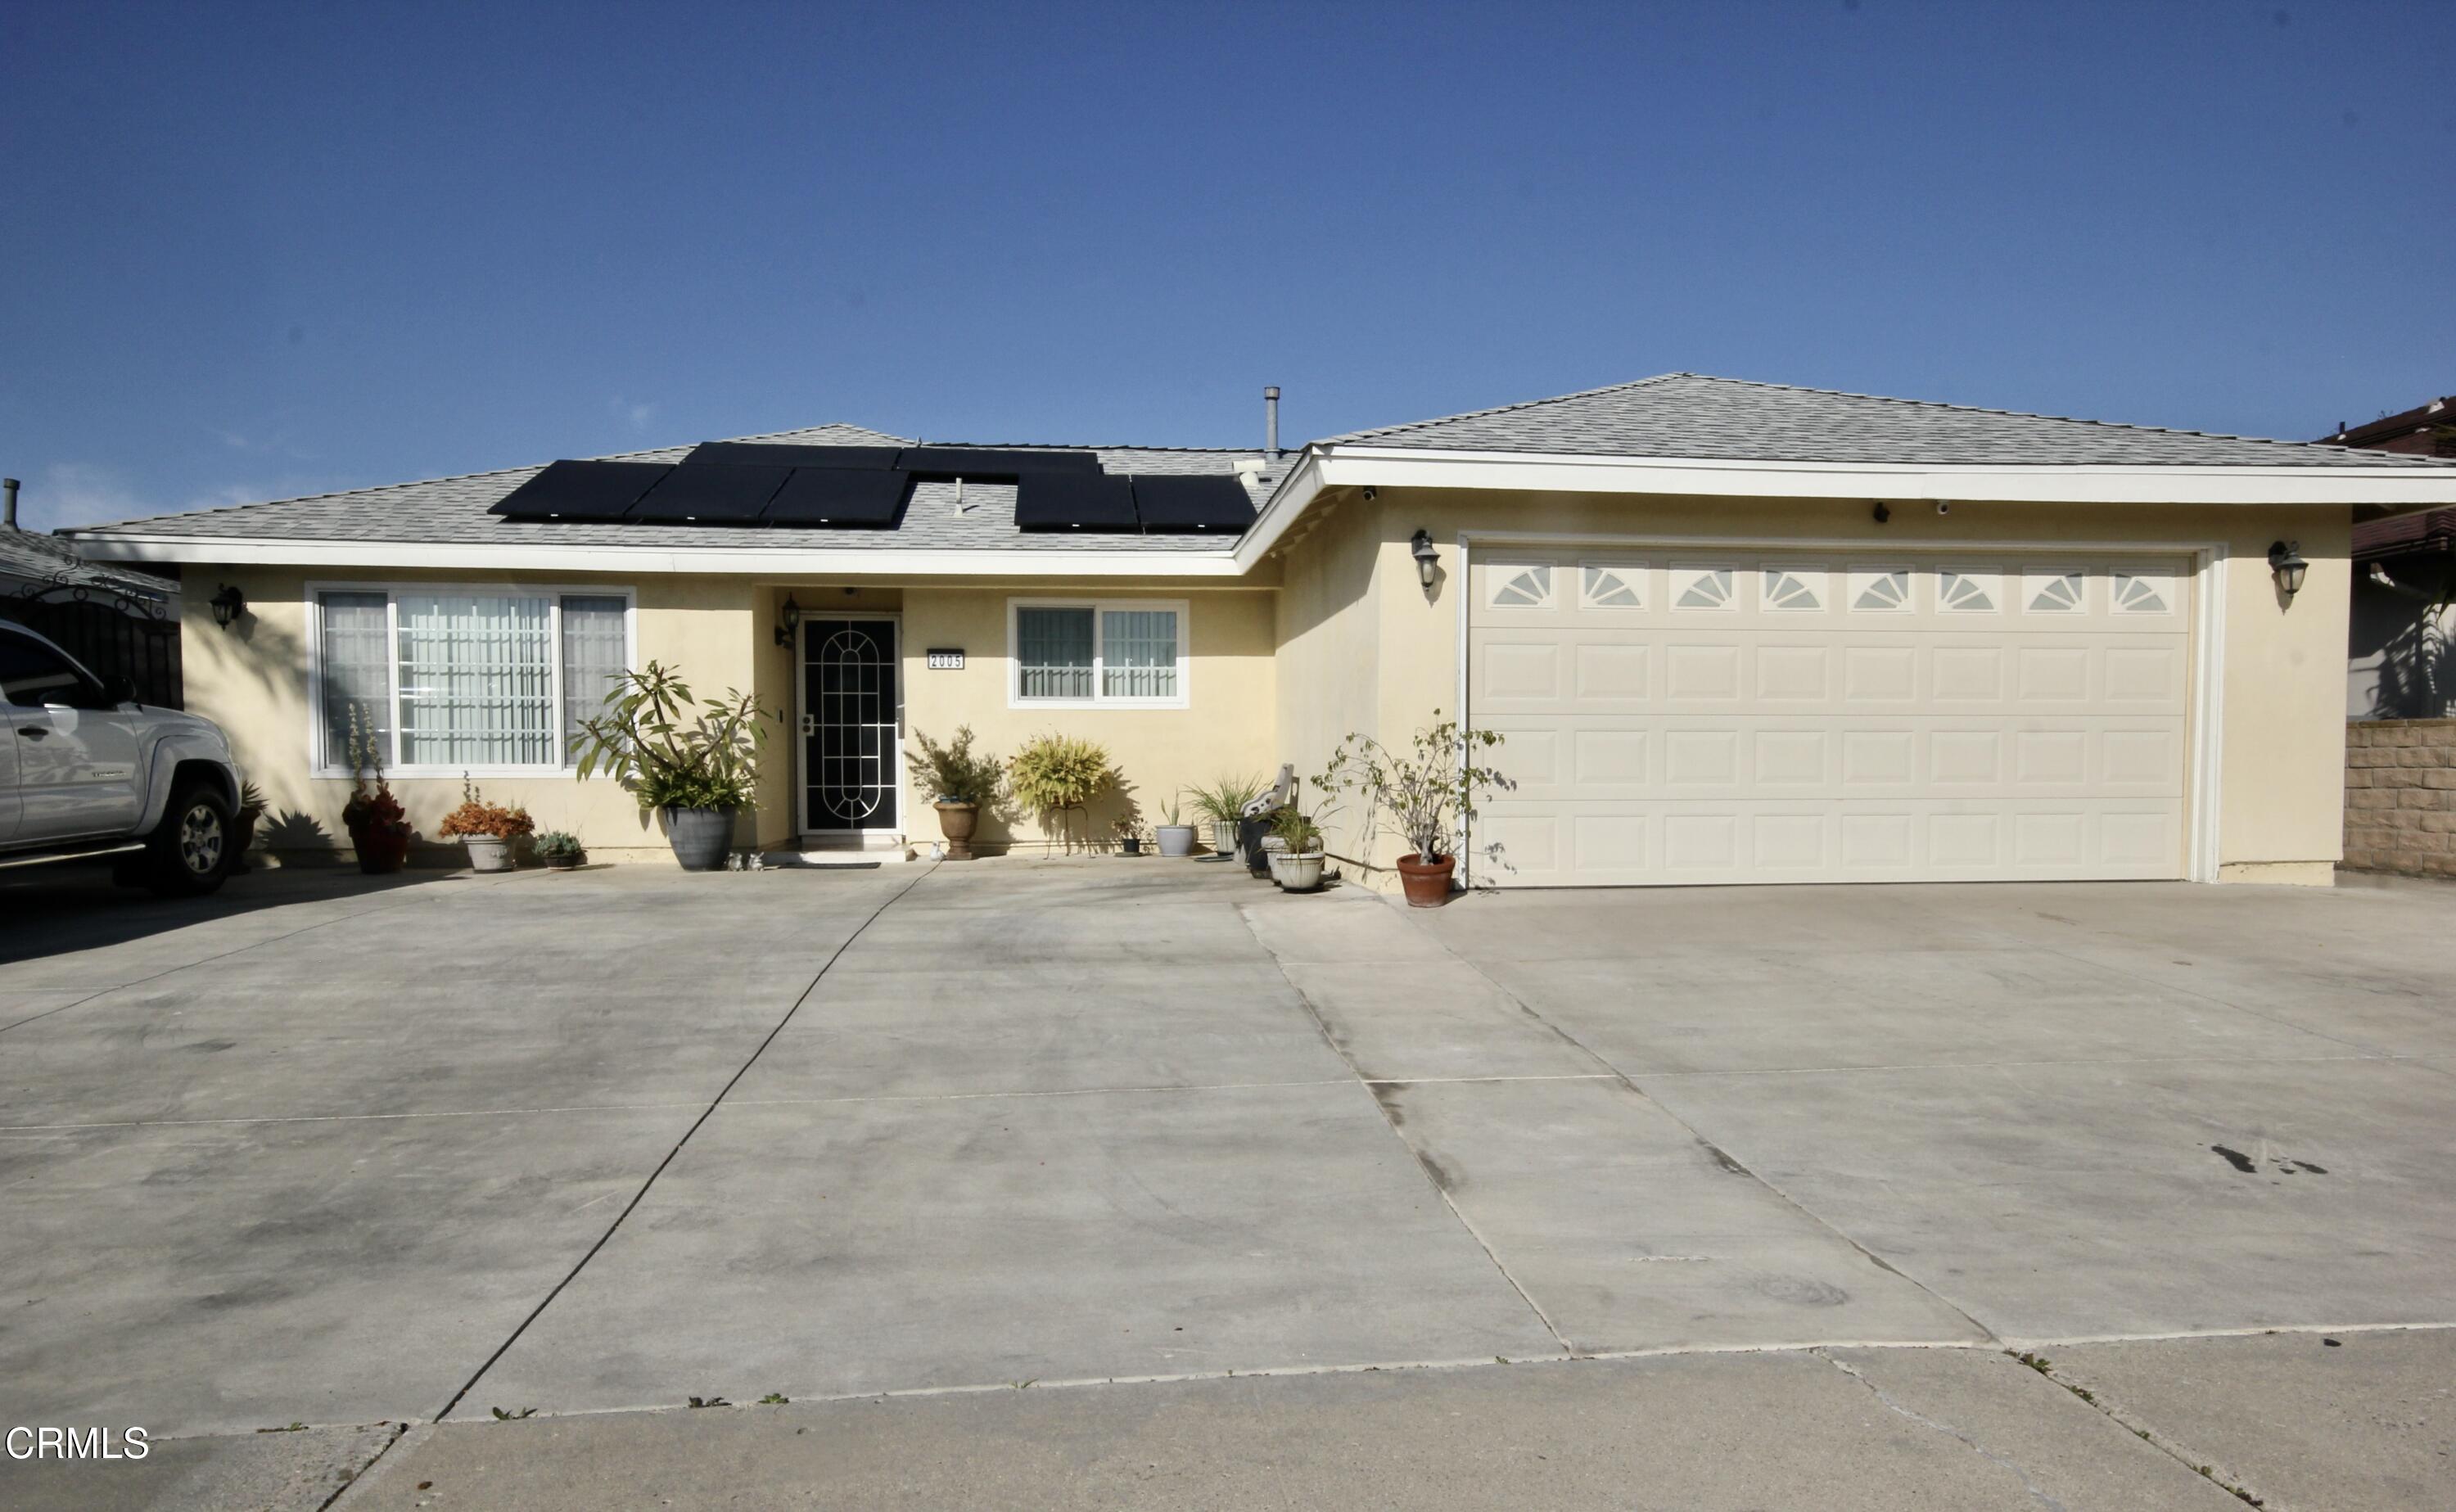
[208,584,246,630]
[2268,540,2307,600]
[774,594,803,647]
[1411,530,1439,589]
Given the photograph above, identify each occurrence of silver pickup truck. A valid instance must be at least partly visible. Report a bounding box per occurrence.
[1,617,245,895]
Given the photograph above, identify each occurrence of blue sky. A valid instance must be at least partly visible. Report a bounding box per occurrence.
[3,1,2449,531]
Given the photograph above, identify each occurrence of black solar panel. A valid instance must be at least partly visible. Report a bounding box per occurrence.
[628,464,792,523]
[1014,472,1139,531]
[901,446,1101,477]
[685,442,902,470]
[490,460,672,521]
[1131,474,1257,532]
[764,467,911,526]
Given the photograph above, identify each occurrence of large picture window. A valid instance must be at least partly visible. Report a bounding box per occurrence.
[311,585,634,774]
[1009,599,1187,707]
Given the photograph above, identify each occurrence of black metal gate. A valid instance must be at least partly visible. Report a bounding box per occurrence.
[801,618,898,832]
[3,597,183,709]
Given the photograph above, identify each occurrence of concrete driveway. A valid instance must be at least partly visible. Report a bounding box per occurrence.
[3,860,2452,1508]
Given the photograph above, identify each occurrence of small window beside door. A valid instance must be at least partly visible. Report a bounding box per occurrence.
[1009,601,1186,707]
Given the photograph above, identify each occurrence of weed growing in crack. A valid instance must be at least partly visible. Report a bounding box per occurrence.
[490,1407,536,1421]
[759,1393,789,1405]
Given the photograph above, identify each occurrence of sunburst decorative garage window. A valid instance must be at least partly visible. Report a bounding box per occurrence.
[2025,571,2086,613]
[1937,570,2000,613]
[1487,563,1554,609]
[1760,567,1826,612]
[1579,563,1645,609]
[1670,567,1736,611]
[2112,572,2173,614]
[1848,568,1912,612]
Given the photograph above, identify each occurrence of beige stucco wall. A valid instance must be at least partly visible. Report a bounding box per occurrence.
[185,566,770,863]
[1263,486,2351,885]
[889,584,1278,852]
[183,566,1276,864]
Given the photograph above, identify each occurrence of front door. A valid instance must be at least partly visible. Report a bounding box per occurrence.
[801,618,899,834]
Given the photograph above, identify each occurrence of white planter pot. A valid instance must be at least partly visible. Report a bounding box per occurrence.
[1211,819,1239,857]
[1155,824,1198,858]
[463,836,516,873]
[1271,851,1325,892]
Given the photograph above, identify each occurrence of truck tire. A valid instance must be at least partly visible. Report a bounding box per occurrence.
[143,780,233,896]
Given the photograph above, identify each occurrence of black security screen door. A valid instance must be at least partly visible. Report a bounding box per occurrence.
[802,619,898,832]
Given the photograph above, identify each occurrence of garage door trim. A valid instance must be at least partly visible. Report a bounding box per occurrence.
[1453,530,2228,886]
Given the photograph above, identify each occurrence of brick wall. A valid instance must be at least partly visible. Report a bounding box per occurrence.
[2344,719,2456,877]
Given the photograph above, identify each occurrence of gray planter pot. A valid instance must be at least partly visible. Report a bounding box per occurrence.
[1210,819,1238,858]
[661,805,738,872]
[462,836,516,873]
[1269,850,1325,892]
[1155,824,1198,858]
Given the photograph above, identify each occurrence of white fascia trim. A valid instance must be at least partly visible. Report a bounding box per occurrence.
[60,536,1248,577]
[1235,445,2456,566]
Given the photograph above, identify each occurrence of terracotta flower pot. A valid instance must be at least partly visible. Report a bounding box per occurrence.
[1397,852,1456,908]
[935,801,980,859]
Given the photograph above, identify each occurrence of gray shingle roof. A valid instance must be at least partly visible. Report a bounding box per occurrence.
[65,422,1284,553]
[1326,373,2456,469]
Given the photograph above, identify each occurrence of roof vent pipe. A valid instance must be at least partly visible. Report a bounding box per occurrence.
[1264,386,1281,459]
[2,477,17,529]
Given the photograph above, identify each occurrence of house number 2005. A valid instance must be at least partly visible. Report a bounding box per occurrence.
[925,648,964,670]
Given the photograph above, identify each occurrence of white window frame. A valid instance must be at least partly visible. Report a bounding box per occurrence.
[305,580,638,778]
[1005,598,1190,710]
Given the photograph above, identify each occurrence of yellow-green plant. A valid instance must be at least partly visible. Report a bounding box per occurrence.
[1008,734,1114,853]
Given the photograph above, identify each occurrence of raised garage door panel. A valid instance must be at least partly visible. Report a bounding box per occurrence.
[1467,553,2189,886]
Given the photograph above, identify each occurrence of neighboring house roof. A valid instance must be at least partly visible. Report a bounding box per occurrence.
[1325,372,2456,469]
[2320,395,2456,457]
[0,523,179,600]
[64,422,1286,557]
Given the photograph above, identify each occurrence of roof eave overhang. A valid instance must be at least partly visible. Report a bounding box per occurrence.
[56,535,1248,578]
[1231,445,2456,568]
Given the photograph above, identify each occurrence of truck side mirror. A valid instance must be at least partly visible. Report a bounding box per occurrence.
[99,675,137,706]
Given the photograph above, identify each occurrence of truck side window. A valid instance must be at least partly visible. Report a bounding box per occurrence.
[0,635,99,709]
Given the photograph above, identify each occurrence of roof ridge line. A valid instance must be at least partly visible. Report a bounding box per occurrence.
[1325,373,1691,443]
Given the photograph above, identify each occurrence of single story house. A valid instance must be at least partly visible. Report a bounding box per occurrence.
[59,374,2456,887]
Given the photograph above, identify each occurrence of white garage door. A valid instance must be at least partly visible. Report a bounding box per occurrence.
[1467,550,2192,886]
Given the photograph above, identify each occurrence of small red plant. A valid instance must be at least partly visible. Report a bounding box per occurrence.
[437,776,535,841]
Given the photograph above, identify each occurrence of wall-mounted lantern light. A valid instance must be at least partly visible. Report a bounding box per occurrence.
[774,594,803,647]
[209,584,246,630]
[1411,530,1439,590]
[2268,540,2308,600]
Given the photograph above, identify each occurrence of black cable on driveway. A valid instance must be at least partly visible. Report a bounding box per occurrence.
[432,860,941,1423]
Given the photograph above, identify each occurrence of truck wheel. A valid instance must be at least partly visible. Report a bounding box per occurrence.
[144,781,232,896]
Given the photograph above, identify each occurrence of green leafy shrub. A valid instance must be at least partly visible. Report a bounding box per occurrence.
[532,831,584,860]
[907,725,1005,806]
[1008,734,1114,853]
[1270,808,1324,853]
[572,661,775,812]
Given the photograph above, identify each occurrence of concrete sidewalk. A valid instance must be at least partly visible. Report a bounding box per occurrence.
[20,1329,2445,1510]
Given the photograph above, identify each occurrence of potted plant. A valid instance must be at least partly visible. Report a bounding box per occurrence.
[532,831,585,870]
[572,661,776,872]
[437,775,535,873]
[1314,712,1510,908]
[339,707,411,875]
[1267,810,1326,892]
[1114,817,1144,856]
[1007,734,1113,854]
[1154,794,1199,858]
[1186,773,1268,861]
[906,725,1003,860]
